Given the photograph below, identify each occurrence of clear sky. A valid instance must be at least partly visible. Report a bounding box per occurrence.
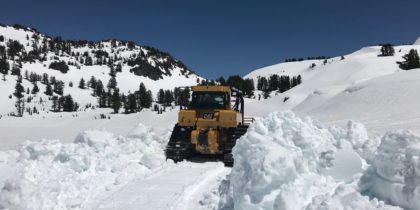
[1,0,420,79]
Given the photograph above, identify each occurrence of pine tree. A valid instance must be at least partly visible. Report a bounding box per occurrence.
[51,96,60,112]
[98,93,107,108]
[380,44,395,56]
[42,73,49,84]
[243,78,255,98]
[115,63,122,72]
[263,88,270,99]
[164,90,174,107]
[88,76,97,89]
[63,95,75,112]
[296,75,302,85]
[94,80,104,97]
[111,88,121,113]
[127,93,137,113]
[157,89,165,104]
[11,62,21,76]
[138,82,148,109]
[79,78,85,89]
[31,83,39,94]
[58,96,64,111]
[145,90,153,108]
[45,83,53,96]
[53,81,64,95]
[217,76,226,85]
[15,98,25,117]
[0,58,9,81]
[397,49,420,70]
[106,89,112,108]
[14,76,25,99]
[107,77,117,90]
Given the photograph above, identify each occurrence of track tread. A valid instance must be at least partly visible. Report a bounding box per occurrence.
[165,124,194,162]
[223,125,249,167]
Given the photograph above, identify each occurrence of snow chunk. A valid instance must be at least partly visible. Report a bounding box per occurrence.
[306,184,401,210]
[359,130,420,210]
[0,124,167,210]
[218,111,398,210]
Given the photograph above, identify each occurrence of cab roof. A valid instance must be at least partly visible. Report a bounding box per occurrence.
[191,86,231,93]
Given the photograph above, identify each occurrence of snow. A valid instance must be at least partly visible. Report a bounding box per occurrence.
[414,37,420,45]
[216,111,402,210]
[0,24,203,115]
[244,43,420,136]
[95,162,229,210]
[0,124,169,210]
[0,107,179,150]
[359,130,420,210]
[295,68,420,136]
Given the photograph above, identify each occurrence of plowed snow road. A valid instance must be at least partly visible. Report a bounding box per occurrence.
[95,162,229,210]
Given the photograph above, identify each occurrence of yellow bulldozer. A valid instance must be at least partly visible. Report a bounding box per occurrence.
[165,85,253,166]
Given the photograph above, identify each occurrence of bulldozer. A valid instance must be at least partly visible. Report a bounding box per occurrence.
[165,85,253,167]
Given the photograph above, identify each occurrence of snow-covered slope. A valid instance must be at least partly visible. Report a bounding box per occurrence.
[0,24,203,115]
[295,69,420,135]
[414,37,420,45]
[244,42,420,135]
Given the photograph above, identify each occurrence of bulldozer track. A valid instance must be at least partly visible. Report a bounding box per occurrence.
[222,124,249,167]
[165,124,194,162]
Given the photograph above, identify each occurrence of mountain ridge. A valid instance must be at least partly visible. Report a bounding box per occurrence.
[0,23,203,115]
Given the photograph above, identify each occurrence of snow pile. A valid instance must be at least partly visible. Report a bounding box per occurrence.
[360,130,420,210]
[218,111,399,210]
[0,124,167,210]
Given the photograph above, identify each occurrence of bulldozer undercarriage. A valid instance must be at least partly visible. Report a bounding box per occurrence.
[165,124,249,167]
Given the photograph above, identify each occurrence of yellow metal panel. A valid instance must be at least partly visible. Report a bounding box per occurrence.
[191,86,231,94]
[218,110,239,127]
[178,110,196,126]
[207,129,219,154]
[191,130,199,145]
[196,118,218,129]
[192,129,221,154]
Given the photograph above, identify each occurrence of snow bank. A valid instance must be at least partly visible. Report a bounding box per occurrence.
[217,111,399,210]
[360,130,420,210]
[0,124,168,210]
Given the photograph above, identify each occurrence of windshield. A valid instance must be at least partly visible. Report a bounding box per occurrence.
[190,92,228,109]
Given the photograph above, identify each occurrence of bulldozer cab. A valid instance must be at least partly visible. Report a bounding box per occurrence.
[180,86,245,123]
[190,91,229,109]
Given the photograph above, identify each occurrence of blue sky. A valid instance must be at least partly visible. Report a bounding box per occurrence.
[1,0,420,79]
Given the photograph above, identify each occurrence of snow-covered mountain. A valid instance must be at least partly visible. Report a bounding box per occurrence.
[0,24,203,115]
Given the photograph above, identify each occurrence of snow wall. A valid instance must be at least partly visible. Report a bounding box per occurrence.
[0,124,169,210]
[217,111,420,210]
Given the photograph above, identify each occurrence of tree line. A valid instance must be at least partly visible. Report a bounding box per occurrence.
[257,74,302,99]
